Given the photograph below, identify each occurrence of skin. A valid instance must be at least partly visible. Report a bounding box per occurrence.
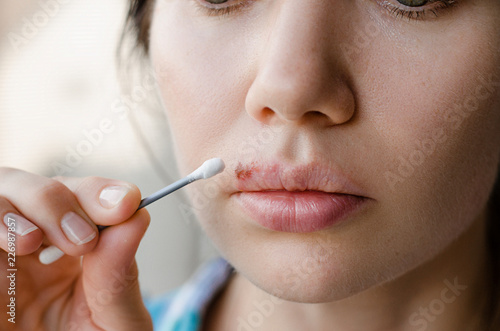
[0,172,153,330]
[149,0,500,330]
[0,0,499,330]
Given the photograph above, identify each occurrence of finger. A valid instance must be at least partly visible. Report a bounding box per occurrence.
[53,176,142,227]
[79,208,152,330]
[38,176,141,265]
[0,200,43,256]
[0,168,98,257]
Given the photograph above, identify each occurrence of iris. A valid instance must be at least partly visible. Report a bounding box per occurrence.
[397,0,428,6]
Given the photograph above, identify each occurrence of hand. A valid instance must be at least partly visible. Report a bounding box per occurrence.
[0,168,152,331]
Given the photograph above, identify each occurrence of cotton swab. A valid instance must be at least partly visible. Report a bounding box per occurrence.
[136,157,225,210]
[38,158,225,265]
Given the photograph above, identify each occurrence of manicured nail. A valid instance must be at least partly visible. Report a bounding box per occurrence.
[99,186,129,209]
[61,212,96,245]
[3,213,38,236]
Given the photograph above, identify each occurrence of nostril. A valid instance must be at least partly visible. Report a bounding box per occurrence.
[261,107,275,121]
[308,111,327,118]
[303,110,332,123]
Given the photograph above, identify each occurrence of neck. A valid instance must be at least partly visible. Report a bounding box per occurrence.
[206,211,493,331]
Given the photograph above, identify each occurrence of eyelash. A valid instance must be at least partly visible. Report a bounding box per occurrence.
[193,0,459,20]
[193,0,252,17]
[379,0,458,20]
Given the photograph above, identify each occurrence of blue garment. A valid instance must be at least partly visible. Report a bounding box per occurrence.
[146,258,234,331]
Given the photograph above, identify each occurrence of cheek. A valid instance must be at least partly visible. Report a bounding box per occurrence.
[149,6,258,174]
[358,9,500,247]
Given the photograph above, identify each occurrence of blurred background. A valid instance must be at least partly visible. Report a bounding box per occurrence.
[0,0,218,298]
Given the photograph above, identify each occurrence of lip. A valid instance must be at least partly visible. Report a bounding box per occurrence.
[232,161,370,233]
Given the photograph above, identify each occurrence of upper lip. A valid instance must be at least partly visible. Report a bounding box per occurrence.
[233,160,368,197]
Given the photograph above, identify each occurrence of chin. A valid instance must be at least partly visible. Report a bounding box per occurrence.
[223,240,383,304]
[245,261,372,304]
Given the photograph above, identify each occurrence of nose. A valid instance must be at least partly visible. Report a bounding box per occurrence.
[245,3,355,127]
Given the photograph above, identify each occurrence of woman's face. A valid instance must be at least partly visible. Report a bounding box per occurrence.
[149,0,500,302]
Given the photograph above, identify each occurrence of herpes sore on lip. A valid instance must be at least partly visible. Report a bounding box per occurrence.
[235,162,259,180]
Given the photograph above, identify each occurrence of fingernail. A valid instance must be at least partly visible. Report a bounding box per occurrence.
[61,212,96,245]
[3,213,38,237]
[99,186,129,209]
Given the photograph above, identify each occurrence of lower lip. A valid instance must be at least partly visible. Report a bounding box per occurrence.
[233,191,368,233]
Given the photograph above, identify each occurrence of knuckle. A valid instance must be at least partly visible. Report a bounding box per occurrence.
[73,176,106,197]
[35,180,73,204]
[83,176,106,188]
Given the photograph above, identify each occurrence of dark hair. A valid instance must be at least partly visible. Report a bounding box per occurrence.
[488,171,500,328]
[125,1,500,328]
[124,0,152,55]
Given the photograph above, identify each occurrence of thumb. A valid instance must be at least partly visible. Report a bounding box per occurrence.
[80,209,152,330]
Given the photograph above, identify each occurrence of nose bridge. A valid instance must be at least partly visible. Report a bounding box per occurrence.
[262,2,331,91]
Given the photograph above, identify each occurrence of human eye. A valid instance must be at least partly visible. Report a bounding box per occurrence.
[377,0,459,20]
[192,0,254,17]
